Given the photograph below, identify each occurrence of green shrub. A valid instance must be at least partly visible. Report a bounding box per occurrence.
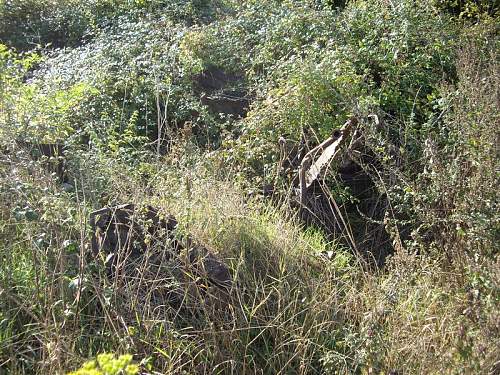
[0,0,220,51]
[0,44,41,141]
[0,0,91,50]
[24,13,227,153]
[68,353,139,375]
[434,0,499,19]
[211,0,457,182]
[399,19,499,259]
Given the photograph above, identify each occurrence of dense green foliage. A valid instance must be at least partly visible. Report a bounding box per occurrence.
[0,0,498,374]
[68,353,139,375]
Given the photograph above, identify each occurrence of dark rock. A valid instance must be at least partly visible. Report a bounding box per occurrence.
[89,204,232,308]
[89,204,179,272]
[17,140,67,182]
[194,66,250,118]
[338,156,373,199]
[200,92,250,118]
[189,245,232,289]
[195,66,242,91]
[262,183,274,197]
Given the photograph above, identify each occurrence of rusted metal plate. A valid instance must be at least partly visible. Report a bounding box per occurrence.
[304,118,356,188]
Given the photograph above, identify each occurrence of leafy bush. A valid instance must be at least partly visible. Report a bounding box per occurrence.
[434,0,499,19]
[208,0,458,182]
[68,353,139,375]
[21,12,230,154]
[0,0,91,50]
[396,19,499,259]
[0,44,41,142]
[0,0,228,52]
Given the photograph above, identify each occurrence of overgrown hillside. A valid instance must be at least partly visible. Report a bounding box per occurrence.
[0,0,498,374]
